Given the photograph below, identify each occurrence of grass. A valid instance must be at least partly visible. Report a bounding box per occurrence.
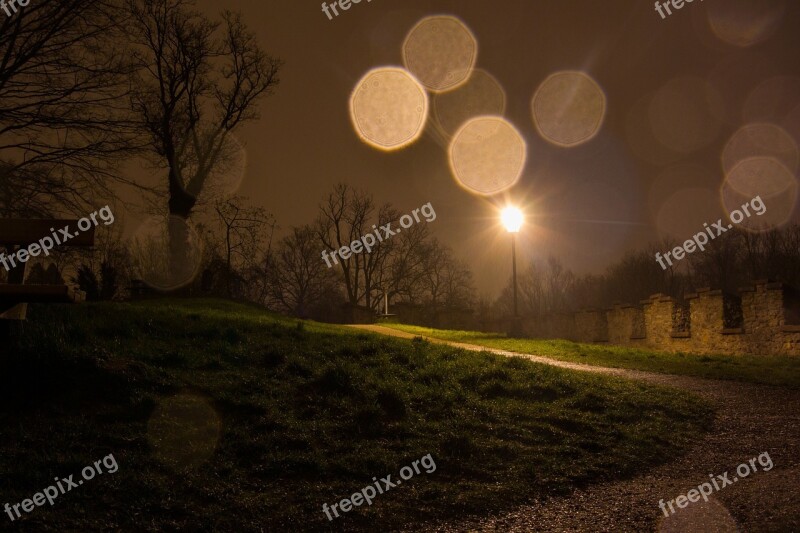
[380,323,800,389]
[0,299,712,531]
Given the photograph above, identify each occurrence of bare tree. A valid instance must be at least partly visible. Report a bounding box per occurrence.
[420,239,475,308]
[270,226,339,317]
[315,183,475,312]
[126,0,282,279]
[385,222,432,304]
[602,243,686,304]
[316,183,376,306]
[686,231,744,294]
[214,196,274,297]
[0,0,136,216]
[441,254,476,308]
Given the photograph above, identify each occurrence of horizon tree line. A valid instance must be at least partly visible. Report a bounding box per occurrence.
[2,0,799,325]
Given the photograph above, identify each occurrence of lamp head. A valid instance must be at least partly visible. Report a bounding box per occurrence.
[501,206,523,233]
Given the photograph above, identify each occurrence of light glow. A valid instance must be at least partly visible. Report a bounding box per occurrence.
[402,15,477,93]
[349,67,428,151]
[448,116,526,196]
[501,206,524,233]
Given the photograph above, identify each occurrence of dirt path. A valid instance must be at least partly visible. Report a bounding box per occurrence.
[347,325,800,532]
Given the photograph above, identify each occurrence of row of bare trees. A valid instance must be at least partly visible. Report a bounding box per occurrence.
[494,225,800,319]
[315,184,473,311]
[0,0,474,319]
[0,0,135,216]
[1,0,281,276]
[206,186,475,319]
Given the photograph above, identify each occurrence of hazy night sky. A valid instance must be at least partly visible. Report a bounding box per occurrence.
[175,0,800,298]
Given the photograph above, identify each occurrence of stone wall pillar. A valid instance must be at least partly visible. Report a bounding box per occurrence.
[741,280,784,353]
[686,288,730,354]
[643,294,673,348]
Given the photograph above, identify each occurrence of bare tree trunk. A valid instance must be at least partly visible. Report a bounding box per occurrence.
[167,167,196,291]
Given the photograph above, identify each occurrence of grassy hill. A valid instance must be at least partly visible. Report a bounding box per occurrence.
[0,300,711,531]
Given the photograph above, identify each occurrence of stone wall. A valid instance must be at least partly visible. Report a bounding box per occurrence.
[575,309,608,343]
[507,280,800,356]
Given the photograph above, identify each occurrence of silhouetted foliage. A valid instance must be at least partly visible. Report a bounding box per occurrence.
[73,265,101,301]
[494,225,800,320]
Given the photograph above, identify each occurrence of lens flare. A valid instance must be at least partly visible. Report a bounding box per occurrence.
[129,215,204,291]
[707,51,779,128]
[501,206,523,233]
[707,0,785,47]
[721,157,798,232]
[656,188,721,240]
[433,68,506,137]
[649,164,715,220]
[722,123,799,175]
[626,93,680,165]
[784,103,800,153]
[448,116,526,196]
[172,130,247,201]
[402,15,477,93]
[649,77,724,153]
[743,76,800,124]
[208,134,247,199]
[147,394,221,470]
[657,498,739,532]
[532,71,606,147]
[349,67,428,151]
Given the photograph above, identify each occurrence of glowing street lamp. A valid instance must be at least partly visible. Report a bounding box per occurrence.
[501,206,523,233]
[501,206,523,329]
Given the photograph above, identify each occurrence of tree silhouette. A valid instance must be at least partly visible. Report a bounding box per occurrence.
[126,0,281,280]
[0,0,136,216]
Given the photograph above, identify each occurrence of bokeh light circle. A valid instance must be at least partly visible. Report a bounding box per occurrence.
[207,134,247,199]
[449,116,526,195]
[721,157,798,232]
[657,497,739,532]
[402,15,477,93]
[649,77,724,153]
[649,164,715,221]
[532,71,606,147]
[130,215,204,291]
[656,187,721,240]
[432,68,506,137]
[349,67,428,151]
[722,123,799,175]
[625,93,681,165]
[784,103,800,153]
[147,393,221,470]
[706,0,785,48]
[743,76,800,124]
[173,131,247,202]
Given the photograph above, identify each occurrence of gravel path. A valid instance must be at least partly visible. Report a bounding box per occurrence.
[347,325,800,532]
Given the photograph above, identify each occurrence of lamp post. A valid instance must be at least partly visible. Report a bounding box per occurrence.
[501,206,523,336]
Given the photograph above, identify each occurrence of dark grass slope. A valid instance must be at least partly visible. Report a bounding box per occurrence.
[0,300,712,531]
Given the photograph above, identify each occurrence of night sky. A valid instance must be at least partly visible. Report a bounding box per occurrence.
[177,0,800,297]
